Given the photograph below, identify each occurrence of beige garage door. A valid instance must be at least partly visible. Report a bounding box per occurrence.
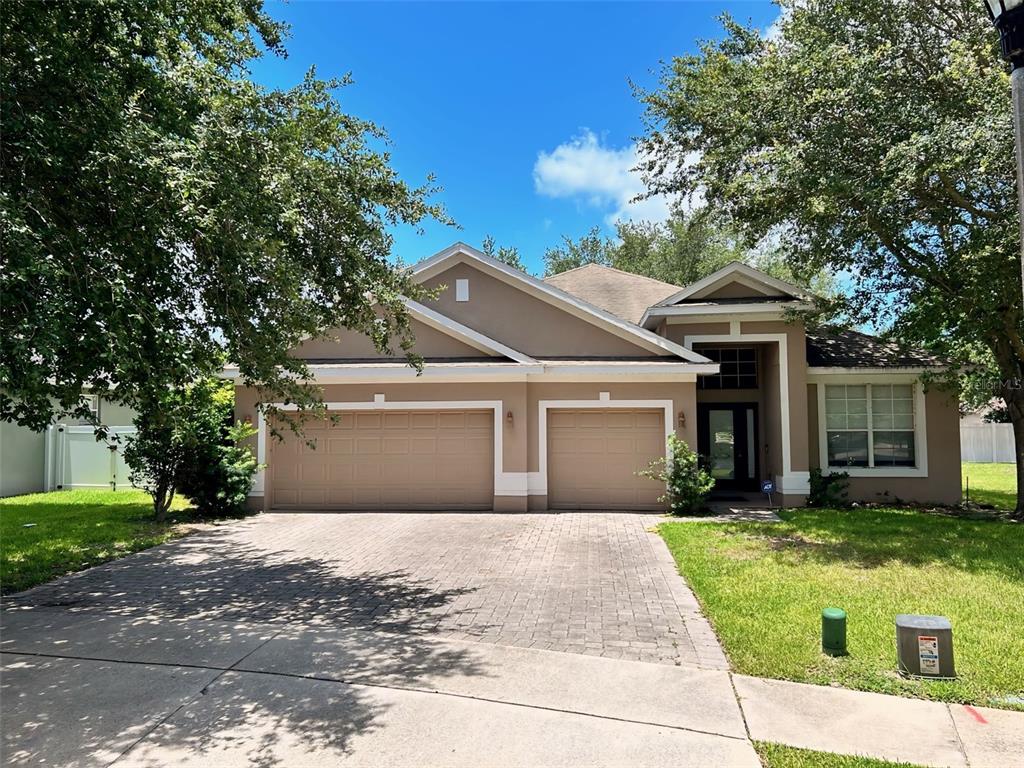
[272,410,493,510]
[547,408,665,510]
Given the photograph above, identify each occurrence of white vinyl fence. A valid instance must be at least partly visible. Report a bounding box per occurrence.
[45,425,137,491]
[960,422,1015,463]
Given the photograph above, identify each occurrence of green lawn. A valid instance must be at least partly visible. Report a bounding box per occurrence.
[0,489,194,595]
[658,507,1024,710]
[755,743,923,768]
[962,462,1016,511]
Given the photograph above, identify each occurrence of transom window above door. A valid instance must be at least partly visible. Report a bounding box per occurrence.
[824,383,916,468]
[698,347,758,390]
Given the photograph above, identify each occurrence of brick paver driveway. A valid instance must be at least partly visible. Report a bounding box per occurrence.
[6,512,726,669]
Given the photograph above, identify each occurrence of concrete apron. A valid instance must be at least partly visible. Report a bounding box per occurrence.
[0,606,756,767]
[3,607,1022,768]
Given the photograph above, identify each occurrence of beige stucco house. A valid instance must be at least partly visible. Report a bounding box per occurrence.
[233,243,960,512]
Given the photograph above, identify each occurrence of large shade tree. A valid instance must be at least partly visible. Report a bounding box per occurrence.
[638,0,1024,516]
[1,0,447,433]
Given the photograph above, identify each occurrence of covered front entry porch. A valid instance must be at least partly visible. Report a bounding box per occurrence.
[693,343,786,499]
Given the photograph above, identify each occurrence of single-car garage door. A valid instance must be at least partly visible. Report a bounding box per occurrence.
[547,408,665,510]
[272,410,493,510]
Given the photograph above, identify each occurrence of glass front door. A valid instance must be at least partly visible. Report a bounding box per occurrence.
[697,404,758,491]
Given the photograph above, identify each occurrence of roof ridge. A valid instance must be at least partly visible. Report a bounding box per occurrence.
[545,262,683,291]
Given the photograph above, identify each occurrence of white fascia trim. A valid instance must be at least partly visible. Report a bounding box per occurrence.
[410,243,711,364]
[533,397,675,496]
[657,261,811,306]
[684,332,795,481]
[402,297,538,365]
[807,367,937,376]
[254,399,527,499]
[225,361,717,384]
[530,363,718,380]
[640,302,813,328]
[814,377,929,478]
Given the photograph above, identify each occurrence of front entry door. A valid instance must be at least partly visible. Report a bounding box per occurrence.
[697,404,759,491]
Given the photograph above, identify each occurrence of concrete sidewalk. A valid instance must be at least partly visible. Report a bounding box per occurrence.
[2,607,1022,767]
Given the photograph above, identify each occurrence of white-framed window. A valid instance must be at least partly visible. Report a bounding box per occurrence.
[824,383,916,469]
[79,394,99,418]
[455,278,470,302]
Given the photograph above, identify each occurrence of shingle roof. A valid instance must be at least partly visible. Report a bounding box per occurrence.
[543,264,682,324]
[805,328,945,369]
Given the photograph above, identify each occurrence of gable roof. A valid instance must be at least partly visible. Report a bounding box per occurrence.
[805,328,946,369]
[411,243,711,363]
[656,261,812,306]
[544,264,682,324]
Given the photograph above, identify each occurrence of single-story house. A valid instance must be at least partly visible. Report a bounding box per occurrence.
[232,243,960,512]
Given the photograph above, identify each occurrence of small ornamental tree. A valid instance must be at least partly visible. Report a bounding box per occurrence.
[124,379,259,520]
[639,434,716,516]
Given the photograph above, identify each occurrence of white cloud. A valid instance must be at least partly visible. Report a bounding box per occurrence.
[533,130,680,227]
[764,3,795,42]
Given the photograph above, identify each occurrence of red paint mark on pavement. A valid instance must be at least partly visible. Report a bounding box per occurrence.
[963,705,987,724]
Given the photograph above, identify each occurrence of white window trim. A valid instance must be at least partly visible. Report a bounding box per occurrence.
[254,398,528,499]
[455,278,469,302]
[531,395,674,496]
[813,375,928,478]
[682,332,810,494]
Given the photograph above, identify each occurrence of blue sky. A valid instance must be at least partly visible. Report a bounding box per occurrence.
[252,1,781,273]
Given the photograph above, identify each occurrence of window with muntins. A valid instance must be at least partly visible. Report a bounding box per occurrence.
[698,347,758,390]
[824,383,915,468]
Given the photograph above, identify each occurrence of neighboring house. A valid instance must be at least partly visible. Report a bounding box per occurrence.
[232,243,961,512]
[0,396,137,497]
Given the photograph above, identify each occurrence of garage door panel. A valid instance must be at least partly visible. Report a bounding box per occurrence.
[356,413,382,429]
[635,411,663,428]
[383,412,410,429]
[410,412,437,429]
[272,409,492,510]
[466,411,492,429]
[382,437,410,455]
[410,437,436,455]
[356,437,381,455]
[548,408,665,511]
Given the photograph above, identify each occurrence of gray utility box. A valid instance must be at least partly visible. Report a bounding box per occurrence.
[896,614,956,679]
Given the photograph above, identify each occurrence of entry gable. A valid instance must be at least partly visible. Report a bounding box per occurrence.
[658,262,811,305]
[413,243,708,362]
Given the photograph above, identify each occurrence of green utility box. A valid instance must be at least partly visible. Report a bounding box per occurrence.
[822,607,847,656]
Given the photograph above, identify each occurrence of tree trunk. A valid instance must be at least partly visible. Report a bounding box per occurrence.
[1006,386,1024,521]
[153,482,172,523]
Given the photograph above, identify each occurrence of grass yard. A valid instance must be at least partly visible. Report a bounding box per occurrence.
[0,489,194,595]
[658,507,1024,710]
[755,743,923,768]
[962,462,1016,511]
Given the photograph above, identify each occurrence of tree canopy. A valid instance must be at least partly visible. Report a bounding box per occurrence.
[481,234,527,272]
[544,209,834,295]
[637,0,1023,514]
[1,0,447,431]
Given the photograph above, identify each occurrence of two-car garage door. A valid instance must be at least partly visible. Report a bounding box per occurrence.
[547,408,665,510]
[272,410,493,510]
[270,406,665,511]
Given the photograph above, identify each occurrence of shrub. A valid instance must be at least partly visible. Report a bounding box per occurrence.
[638,434,716,515]
[125,379,259,520]
[807,468,850,508]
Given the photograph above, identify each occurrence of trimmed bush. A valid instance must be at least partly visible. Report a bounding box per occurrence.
[639,434,716,515]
